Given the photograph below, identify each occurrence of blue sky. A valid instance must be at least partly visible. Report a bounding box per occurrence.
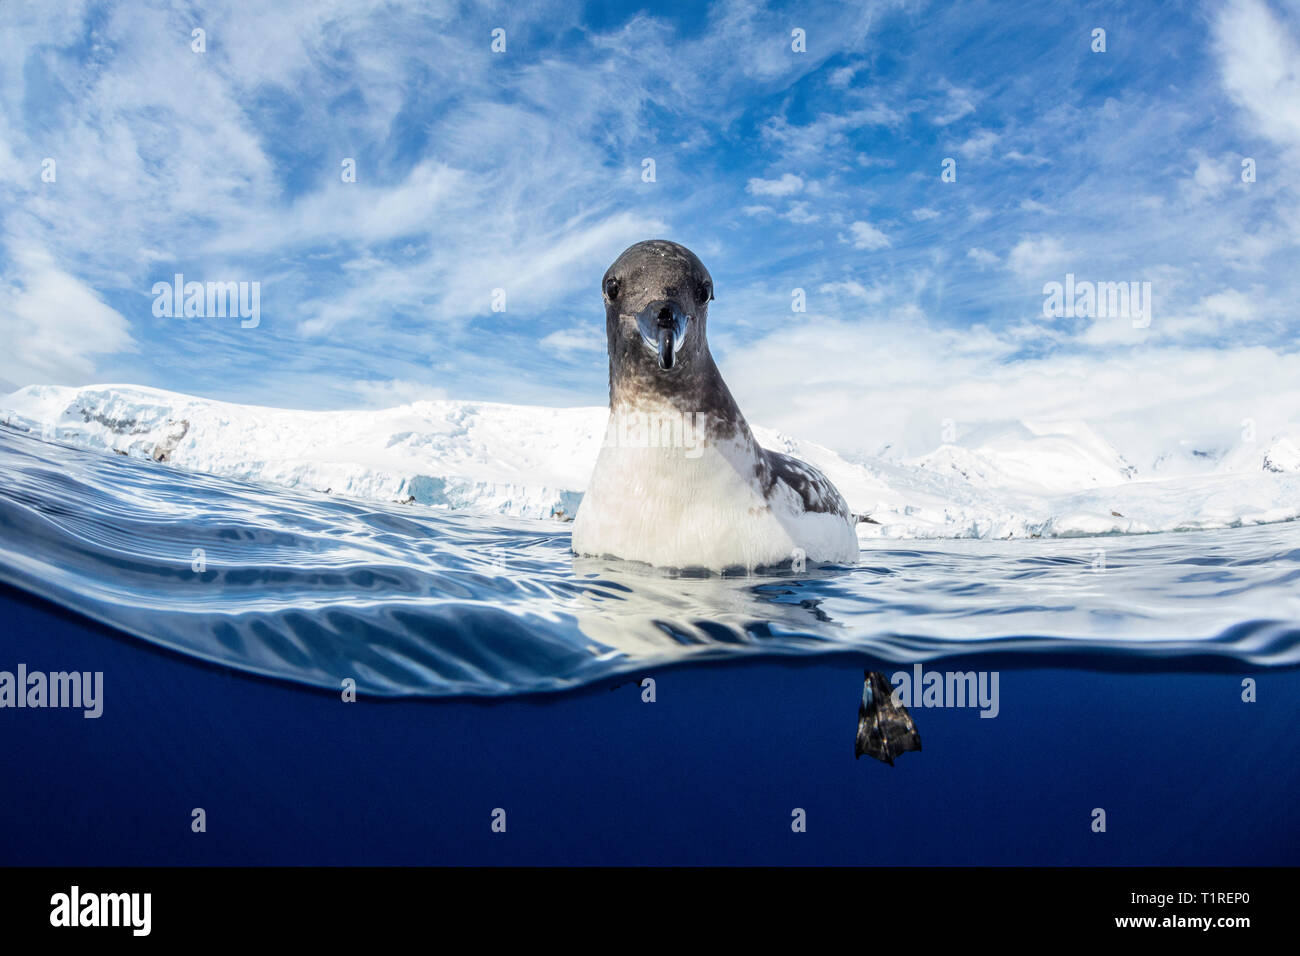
[2,0,1300,460]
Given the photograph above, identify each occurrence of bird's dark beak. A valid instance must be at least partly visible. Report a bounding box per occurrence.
[636,300,690,371]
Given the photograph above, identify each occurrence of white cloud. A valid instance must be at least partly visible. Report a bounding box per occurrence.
[967,247,999,267]
[1189,151,1234,196]
[854,154,896,168]
[930,82,977,126]
[846,220,891,250]
[207,161,467,255]
[1007,236,1070,277]
[746,173,804,197]
[1214,0,1300,153]
[828,63,865,88]
[782,201,821,225]
[540,327,606,354]
[0,246,135,386]
[817,279,889,304]
[1201,288,1259,322]
[763,105,904,158]
[1004,149,1050,166]
[955,128,1000,158]
[296,208,667,337]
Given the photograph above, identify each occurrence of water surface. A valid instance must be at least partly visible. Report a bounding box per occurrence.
[1,424,1297,697]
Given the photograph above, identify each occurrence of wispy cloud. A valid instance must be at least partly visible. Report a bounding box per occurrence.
[1213,0,1300,154]
[0,246,136,385]
[846,220,892,250]
[747,173,805,196]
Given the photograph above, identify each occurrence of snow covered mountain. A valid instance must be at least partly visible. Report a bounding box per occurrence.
[908,420,1138,493]
[2,383,1299,541]
[0,384,603,519]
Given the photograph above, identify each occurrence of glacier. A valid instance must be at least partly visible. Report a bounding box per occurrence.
[2,383,1298,541]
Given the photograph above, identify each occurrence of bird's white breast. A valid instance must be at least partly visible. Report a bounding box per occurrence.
[572,408,858,571]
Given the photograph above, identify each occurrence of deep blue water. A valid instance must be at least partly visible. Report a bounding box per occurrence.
[1,425,1299,864]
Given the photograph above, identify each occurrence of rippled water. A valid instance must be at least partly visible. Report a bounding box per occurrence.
[1,424,1298,695]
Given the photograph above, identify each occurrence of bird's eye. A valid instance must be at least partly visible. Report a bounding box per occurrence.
[604,277,620,300]
[699,281,713,302]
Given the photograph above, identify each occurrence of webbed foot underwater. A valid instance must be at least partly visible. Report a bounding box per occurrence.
[856,670,923,765]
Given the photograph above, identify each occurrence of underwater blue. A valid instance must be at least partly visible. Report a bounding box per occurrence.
[1,426,1297,864]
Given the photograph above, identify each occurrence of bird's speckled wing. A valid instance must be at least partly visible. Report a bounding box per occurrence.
[763,449,852,519]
